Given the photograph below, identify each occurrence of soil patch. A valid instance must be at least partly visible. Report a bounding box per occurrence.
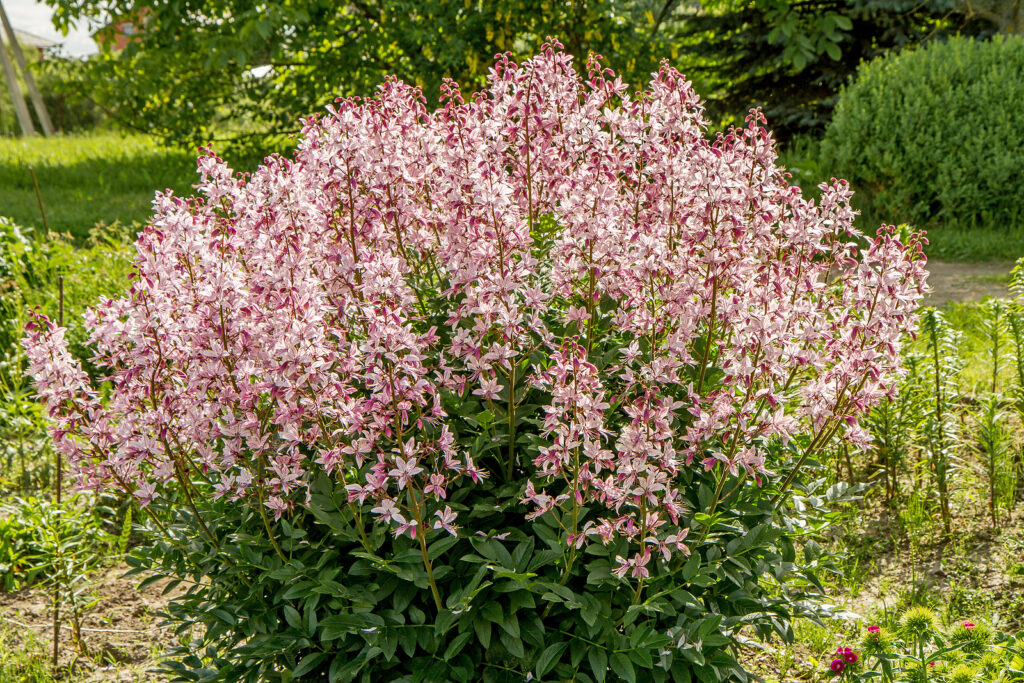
[0,564,184,681]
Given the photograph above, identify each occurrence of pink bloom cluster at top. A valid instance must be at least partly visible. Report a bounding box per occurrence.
[22,41,926,572]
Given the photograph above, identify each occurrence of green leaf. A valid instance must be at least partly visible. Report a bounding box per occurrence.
[610,652,636,683]
[444,631,473,660]
[627,646,653,668]
[474,617,492,649]
[681,554,700,581]
[211,608,234,626]
[429,535,459,560]
[499,629,525,658]
[292,652,327,678]
[482,602,504,623]
[588,647,608,682]
[435,609,458,637]
[319,613,384,641]
[283,604,302,630]
[498,613,520,640]
[536,642,567,677]
[695,615,723,639]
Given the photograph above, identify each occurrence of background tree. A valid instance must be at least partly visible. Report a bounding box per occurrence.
[677,0,995,138]
[45,0,997,147]
[46,0,679,147]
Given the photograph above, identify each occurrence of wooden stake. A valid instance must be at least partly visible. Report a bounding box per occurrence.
[0,1,53,135]
[0,18,33,136]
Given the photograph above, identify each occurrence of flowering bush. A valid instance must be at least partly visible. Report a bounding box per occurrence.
[24,42,925,682]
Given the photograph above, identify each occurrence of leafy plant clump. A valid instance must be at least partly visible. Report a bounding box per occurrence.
[821,35,1024,238]
[24,44,926,682]
[846,610,1024,681]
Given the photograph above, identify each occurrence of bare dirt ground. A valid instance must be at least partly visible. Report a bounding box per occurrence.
[925,260,1017,303]
[0,565,183,681]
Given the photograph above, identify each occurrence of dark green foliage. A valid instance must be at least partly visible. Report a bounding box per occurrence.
[45,0,670,147]
[32,58,107,134]
[678,0,992,139]
[821,36,1024,234]
[0,49,104,136]
[130,468,856,682]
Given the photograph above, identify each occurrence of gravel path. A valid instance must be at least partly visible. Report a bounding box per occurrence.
[925,259,1018,303]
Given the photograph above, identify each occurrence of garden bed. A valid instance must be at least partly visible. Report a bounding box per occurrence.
[0,564,182,681]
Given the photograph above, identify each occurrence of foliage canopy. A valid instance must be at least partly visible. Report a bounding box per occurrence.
[44,0,994,145]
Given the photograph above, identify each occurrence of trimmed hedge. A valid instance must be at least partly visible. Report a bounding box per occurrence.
[821,36,1024,234]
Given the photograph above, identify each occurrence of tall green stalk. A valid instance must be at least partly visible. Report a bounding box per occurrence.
[920,308,960,536]
[976,300,1012,529]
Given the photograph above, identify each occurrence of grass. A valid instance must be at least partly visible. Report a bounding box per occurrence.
[0,626,55,682]
[0,133,200,241]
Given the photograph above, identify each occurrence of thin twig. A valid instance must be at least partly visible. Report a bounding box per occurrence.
[28,166,50,234]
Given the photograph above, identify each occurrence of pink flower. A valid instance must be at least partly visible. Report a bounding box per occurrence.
[830,658,845,673]
[424,474,448,500]
[867,625,880,634]
[432,506,458,536]
[473,375,502,401]
[388,456,423,491]
[133,481,157,508]
[963,621,976,630]
[565,306,591,324]
[395,518,418,539]
[265,496,289,521]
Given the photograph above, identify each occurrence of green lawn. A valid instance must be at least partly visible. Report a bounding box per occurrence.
[0,133,198,240]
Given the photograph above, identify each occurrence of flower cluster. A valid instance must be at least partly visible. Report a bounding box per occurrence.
[22,41,926,577]
[830,646,858,675]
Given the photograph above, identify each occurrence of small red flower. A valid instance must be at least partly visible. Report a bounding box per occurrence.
[963,621,976,630]
[831,658,846,673]
[867,625,880,633]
